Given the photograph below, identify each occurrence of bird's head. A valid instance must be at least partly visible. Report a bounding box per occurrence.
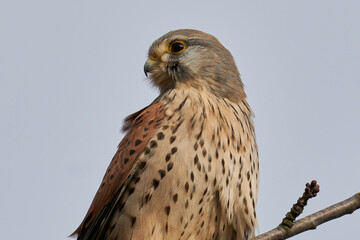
[144,29,246,101]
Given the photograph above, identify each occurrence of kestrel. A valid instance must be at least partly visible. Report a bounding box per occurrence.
[72,29,259,240]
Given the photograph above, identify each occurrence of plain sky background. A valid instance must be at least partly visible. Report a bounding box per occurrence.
[1,1,359,239]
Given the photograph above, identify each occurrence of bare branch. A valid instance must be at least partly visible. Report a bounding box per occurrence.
[252,193,360,240]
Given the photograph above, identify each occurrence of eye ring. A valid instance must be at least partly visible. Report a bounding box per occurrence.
[167,41,186,54]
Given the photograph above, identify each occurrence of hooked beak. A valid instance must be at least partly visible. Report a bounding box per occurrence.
[144,58,156,77]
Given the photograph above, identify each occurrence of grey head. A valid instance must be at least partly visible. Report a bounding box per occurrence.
[144,29,246,102]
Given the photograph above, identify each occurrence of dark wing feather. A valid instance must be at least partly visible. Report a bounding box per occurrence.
[71,101,164,239]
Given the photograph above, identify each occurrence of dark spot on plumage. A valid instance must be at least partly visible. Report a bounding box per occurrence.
[134,176,140,183]
[165,222,168,234]
[199,139,204,147]
[243,197,248,205]
[185,200,189,208]
[150,140,157,148]
[202,148,207,157]
[173,193,178,203]
[172,119,184,134]
[130,216,136,227]
[123,157,129,164]
[196,121,204,140]
[203,187,208,196]
[134,139,142,146]
[167,162,173,171]
[144,193,152,204]
[138,161,146,169]
[128,187,135,195]
[221,159,225,174]
[170,136,176,143]
[110,174,114,180]
[158,169,166,179]
[175,96,188,112]
[165,206,171,216]
[194,155,199,165]
[129,149,135,155]
[247,171,250,180]
[244,207,249,215]
[162,125,169,130]
[197,162,201,171]
[190,171,194,182]
[165,153,171,162]
[157,132,165,140]
[194,142,198,150]
[185,182,189,192]
[199,207,203,214]
[171,147,177,154]
[230,125,235,140]
[153,179,160,189]
[148,120,154,125]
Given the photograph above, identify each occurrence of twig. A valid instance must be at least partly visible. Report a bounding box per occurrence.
[280,180,320,229]
[252,193,360,240]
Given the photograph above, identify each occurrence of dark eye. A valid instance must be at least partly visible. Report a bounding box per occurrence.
[168,41,186,54]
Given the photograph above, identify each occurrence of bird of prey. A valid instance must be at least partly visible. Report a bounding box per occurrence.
[72,29,259,240]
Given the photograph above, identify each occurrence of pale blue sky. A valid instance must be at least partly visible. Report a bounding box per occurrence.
[1,1,359,239]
